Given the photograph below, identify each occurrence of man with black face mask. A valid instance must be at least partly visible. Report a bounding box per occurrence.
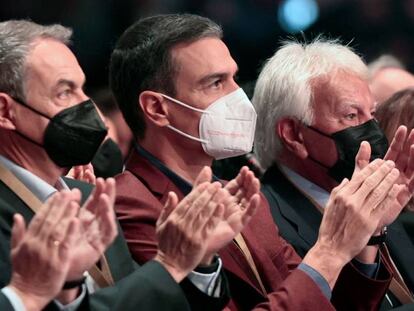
[253,38,414,309]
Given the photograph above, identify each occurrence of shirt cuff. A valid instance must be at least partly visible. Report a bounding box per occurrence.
[2,286,26,311]
[54,284,86,311]
[187,257,223,297]
[298,263,332,299]
[352,258,379,279]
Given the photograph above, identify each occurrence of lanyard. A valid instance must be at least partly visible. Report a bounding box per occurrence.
[0,162,114,288]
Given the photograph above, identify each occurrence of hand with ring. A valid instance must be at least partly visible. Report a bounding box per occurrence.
[8,191,81,311]
[193,166,260,265]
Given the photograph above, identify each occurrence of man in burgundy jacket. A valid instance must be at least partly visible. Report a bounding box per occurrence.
[109,13,405,310]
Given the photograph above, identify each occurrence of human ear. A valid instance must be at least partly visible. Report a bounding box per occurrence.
[139,91,169,127]
[0,93,17,130]
[277,118,308,159]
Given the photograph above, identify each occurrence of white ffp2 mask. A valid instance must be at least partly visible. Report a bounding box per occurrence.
[162,88,257,160]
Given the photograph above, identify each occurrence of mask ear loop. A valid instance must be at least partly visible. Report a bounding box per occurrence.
[161,94,211,114]
[161,93,210,144]
[8,96,50,147]
[166,125,208,143]
[10,96,52,120]
[302,123,335,170]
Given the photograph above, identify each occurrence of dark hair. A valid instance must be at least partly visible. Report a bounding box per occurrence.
[375,88,414,142]
[109,14,223,139]
[90,88,118,117]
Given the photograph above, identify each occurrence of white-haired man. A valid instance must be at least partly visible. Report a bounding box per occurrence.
[254,38,414,309]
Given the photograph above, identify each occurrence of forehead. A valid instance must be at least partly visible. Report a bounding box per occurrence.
[24,38,85,88]
[171,37,237,80]
[312,70,374,112]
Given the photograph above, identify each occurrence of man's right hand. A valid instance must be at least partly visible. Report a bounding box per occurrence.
[154,182,226,282]
[303,158,401,289]
[194,166,260,264]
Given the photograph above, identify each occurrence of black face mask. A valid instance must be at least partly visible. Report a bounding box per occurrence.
[307,119,389,182]
[92,138,124,178]
[13,98,108,167]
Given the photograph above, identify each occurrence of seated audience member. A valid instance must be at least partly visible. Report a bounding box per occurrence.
[69,89,133,183]
[1,191,84,311]
[110,14,407,310]
[0,19,241,310]
[375,88,414,212]
[253,38,414,309]
[368,55,414,104]
[91,89,134,178]
[375,89,414,242]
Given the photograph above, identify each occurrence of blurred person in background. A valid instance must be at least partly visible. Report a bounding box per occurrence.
[368,55,414,105]
[91,88,134,178]
[375,88,414,242]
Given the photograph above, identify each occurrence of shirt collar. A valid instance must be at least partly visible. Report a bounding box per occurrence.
[134,143,219,196]
[0,155,67,202]
[279,165,330,208]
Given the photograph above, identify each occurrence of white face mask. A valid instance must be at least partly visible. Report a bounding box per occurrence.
[161,88,257,160]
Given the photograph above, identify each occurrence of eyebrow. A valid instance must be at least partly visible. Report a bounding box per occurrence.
[197,67,239,85]
[54,79,76,90]
[54,77,86,91]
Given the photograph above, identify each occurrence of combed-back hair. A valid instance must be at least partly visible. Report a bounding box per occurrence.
[0,20,72,102]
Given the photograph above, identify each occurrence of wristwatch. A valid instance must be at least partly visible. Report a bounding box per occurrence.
[367,227,387,245]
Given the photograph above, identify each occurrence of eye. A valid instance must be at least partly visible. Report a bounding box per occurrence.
[57,89,72,100]
[345,113,357,120]
[211,79,223,89]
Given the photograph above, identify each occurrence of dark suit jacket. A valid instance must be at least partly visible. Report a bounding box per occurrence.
[115,147,392,311]
[261,164,414,309]
[0,177,194,311]
[0,292,14,311]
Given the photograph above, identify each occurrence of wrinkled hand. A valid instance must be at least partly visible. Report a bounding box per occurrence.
[66,178,118,280]
[355,128,414,230]
[303,159,402,288]
[9,192,80,311]
[194,166,259,263]
[67,164,96,185]
[154,182,225,282]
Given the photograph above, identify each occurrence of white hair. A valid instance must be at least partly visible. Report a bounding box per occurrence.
[0,20,72,101]
[252,37,368,169]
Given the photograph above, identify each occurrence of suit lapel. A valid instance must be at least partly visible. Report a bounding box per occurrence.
[262,165,322,248]
[125,150,183,203]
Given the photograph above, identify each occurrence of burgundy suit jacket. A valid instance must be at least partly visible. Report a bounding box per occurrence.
[115,149,391,310]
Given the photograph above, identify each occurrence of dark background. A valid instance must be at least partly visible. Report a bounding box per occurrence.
[2,0,413,94]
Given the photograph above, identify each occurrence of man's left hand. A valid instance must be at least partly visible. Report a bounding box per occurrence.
[66,177,118,280]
